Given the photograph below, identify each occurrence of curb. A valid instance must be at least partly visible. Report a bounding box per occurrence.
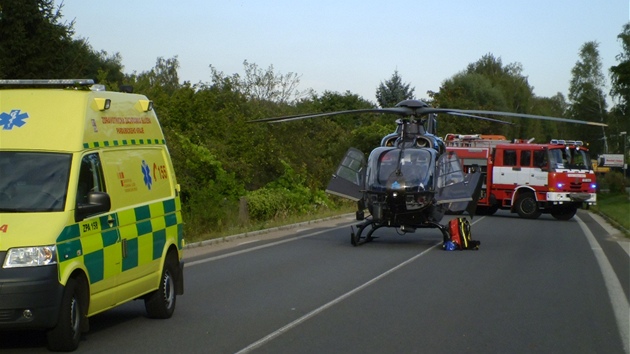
[184,213,355,250]
[593,210,630,237]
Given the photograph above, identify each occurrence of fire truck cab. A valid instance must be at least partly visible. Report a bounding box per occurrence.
[445,134,597,220]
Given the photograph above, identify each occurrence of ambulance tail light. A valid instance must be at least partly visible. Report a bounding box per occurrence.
[3,245,57,268]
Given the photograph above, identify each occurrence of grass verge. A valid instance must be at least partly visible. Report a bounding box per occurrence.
[186,203,357,243]
[592,192,630,237]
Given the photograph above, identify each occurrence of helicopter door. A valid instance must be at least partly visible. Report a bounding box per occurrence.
[326,148,366,201]
[434,152,483,214]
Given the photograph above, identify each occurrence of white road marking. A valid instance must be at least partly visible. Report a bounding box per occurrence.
[186,224,350,267]
[237,240,261,246]
[235,217,486,353]
[576,215,630,354]
[234,242,443,354]
[618,241,630,257]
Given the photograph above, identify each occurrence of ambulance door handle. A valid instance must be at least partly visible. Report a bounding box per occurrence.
[512,167,521,171]
[107,216,115,228]
[121,238,128,258]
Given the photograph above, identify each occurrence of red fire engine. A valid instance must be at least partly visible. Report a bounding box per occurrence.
[444,134,597,220]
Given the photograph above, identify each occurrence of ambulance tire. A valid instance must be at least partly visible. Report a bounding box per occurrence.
[515,193,541,219]
[46,276,87,352]
[145,252,178,319]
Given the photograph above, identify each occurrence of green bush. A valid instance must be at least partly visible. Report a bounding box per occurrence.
[246,160,333,221]
[603,171,627,194]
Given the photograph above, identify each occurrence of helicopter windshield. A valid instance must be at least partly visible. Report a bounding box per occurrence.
[366,147,435,191]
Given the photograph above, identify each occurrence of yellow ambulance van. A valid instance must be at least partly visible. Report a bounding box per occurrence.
[0,79,184,351]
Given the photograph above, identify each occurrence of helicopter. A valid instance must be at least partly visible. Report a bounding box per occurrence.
[252,99,607,246]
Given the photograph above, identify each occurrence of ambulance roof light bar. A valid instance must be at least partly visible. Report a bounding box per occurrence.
[0,79,95,89]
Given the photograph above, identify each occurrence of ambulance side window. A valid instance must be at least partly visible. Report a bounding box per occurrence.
[77,153,106,205]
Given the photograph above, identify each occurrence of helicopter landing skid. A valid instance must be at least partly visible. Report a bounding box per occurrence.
[350,220,451,247]
[350,220,382,246]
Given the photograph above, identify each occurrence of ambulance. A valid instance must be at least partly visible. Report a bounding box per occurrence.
[0,79,184,351]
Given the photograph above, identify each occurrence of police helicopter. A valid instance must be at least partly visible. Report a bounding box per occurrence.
[252,99,606,246]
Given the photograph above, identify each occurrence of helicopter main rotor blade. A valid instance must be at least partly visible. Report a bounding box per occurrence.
[439,111,513,125]
[248,107,412,123]
[451,109,608,127]
[248,98,607,127]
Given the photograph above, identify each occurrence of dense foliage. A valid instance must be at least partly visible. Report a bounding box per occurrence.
[1,1,629,240]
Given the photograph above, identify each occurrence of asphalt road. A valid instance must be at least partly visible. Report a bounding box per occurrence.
[1,210,628,353]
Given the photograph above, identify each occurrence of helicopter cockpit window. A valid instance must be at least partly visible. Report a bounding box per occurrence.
[366,148,434,191]
[436,152,465,188]
[399,150,432,186]
[377,150,399,185]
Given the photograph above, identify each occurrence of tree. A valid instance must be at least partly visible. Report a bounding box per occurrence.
[465,54,533,114]
[209,60,308,105]
[568,41,608,154]
[0,0,123,82]
[610,22,630,114]
[375,70,415,108]
[528,93,567,142]
[429,54,544,140]
[431,72,508,136]
[609,22,630,161]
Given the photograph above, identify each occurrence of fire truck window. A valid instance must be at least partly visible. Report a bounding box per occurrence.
[534,150,547,168]
[520,150,532,167]
[503,150,517,166]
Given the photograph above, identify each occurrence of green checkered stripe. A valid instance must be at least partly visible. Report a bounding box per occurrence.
[56,198,183,284]
[83,138,166,149]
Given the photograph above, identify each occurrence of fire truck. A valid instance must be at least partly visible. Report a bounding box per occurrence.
[444,134,597,220]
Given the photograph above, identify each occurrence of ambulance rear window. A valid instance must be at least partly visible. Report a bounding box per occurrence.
[0,152,71,212]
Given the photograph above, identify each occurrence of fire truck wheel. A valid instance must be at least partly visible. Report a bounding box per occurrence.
[551,205,577,220]
[515,193,541,219]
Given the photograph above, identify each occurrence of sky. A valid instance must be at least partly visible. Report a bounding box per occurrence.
[59,0,628,105]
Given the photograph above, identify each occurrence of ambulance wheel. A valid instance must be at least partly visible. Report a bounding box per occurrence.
[46,277,87,352]
[551,205,577,220]
[145,253,178,319]
[515,193,541,219]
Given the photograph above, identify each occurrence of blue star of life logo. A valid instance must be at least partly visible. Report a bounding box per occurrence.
[141,160,153,190]
[0,110,29,130]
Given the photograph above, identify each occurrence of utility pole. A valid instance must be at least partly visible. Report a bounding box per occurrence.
[621,131,628,185]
